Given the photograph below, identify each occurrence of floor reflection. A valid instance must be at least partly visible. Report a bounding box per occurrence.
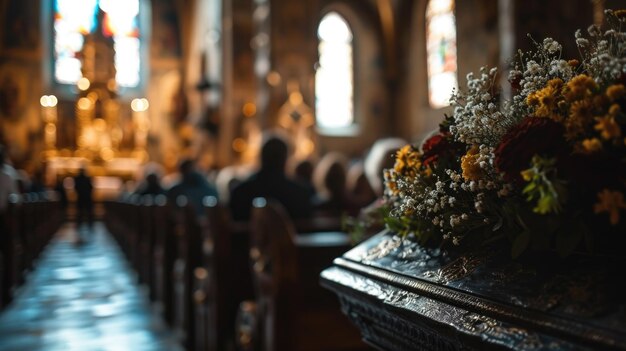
[0,223,182,351]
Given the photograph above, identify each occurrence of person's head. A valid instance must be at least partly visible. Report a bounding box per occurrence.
[314,152,347,199]
[178,158,195,176]
[260,133,289,172]
[292,158,314,183]
[146,172,160,187]
[347,161,376,201]
[364,137,407,196]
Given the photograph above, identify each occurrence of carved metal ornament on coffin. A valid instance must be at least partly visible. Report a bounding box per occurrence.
[321,231,626,350]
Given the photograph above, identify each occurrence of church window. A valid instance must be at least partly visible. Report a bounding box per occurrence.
[53,0,142,88]
[315,12,354,130]
[426,0,457,108]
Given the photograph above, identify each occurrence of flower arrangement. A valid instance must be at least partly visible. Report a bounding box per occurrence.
[382,10,626,258]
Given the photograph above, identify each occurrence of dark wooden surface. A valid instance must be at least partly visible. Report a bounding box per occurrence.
[321,231,626,350]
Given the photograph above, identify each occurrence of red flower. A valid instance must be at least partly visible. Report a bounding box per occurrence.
[422,134,447,167]
[495,117,566,184]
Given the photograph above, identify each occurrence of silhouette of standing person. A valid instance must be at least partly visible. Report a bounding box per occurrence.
[74,168,94,234]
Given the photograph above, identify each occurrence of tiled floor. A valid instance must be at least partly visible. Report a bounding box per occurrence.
[0,223,182,351]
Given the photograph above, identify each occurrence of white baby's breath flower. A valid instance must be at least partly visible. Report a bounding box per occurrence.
[576,38,590,47]
[542,38,561,54]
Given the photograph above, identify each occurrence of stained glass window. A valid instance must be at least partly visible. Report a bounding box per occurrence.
[53,0,142,88]
[315,12,354,129]
[426,0,457,108]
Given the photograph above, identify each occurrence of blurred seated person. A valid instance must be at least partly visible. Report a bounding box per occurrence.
[29,168,47,194]
[134,172,166,196]
[312,152,354,217]
[230,132,312,222]
[0,145,18,213]
[54,178,69,215]
[16,169,31,194]
[215,165,252,204]
[364,137,406,197]
[290,158,316,201]
[346,161,377,210]
[166,159,218,216]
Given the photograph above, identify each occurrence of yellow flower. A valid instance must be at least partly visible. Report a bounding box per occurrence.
[423,166,432,178]
[594,189,626,226]
[547,78,564,89]
[527,84,560,118]
[567,59,580,67]
[394,145,421,177]
[565,99,594,139]
[606,84,626,101]
[594,115,622,140]
[581,138,602,153]
[609,103,621,116]
[520,168,535,182]
[593,94,609,110]
[563,74,598,102]
[461,146,482,181]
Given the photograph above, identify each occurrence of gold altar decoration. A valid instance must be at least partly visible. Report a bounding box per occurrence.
[277,80,316,160]
[43,10,149,183]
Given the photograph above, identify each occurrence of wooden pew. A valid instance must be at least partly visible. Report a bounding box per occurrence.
[0,195,24,305]
[170,196,207,350]
[150,196,177,324]
[192,197,254,351]
[0,193,63,308]
[137,195,155,287]
[242,198,366,351]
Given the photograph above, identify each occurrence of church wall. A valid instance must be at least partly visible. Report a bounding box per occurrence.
[0,0,45,171]
[314,0,390,159]
[402,0,500,145]
[146,0,186,172]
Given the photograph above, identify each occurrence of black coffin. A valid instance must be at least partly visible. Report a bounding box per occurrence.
[320,231,626,351]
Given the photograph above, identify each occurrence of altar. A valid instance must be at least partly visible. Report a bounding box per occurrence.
[40,4,150,194]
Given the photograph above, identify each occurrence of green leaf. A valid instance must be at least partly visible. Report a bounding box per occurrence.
[511,231,530,258]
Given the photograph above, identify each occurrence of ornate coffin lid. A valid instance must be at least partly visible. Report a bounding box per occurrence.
[321,231,626,350]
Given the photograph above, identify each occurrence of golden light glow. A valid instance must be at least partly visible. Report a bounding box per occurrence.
[242,102,257,117]
[77,77,91,91]
[289,92,303,106]
[107,79,117,92]
[301,139,315,155]
[266,71,282,86]
[78,97,92,110]
[40,95,58,107]
[45,124,57,135]
[100,147,115,161]
[93,118,107,131]
[131,98,149,112]
[232,138,248,153]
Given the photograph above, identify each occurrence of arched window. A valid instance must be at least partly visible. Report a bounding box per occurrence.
[426,0,457,108]
[315,12,354,130]
[53,0,143,88]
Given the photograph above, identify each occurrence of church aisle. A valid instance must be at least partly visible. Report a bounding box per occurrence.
[0,223,182,351]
